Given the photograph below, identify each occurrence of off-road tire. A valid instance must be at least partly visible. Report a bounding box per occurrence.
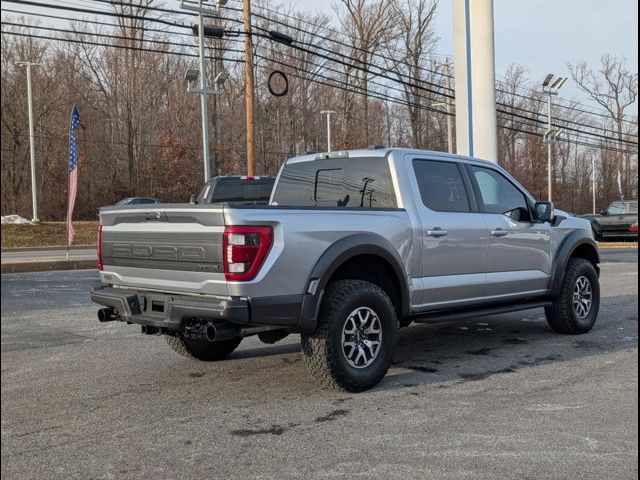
[165,335,242,361]
[545,258,600,334]
[301,280,399,392]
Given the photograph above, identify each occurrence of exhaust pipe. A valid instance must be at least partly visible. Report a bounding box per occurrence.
[204,323,239,342]
[98,307,118,323]
[185,323,238,342]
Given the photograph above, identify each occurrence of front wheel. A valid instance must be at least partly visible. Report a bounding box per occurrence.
[545,258,600,334]
[301,280,399,392]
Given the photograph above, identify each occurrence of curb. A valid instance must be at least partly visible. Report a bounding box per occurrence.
[1,245,95,253]
[1,259,97,274]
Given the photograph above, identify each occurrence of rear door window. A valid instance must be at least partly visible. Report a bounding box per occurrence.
[413,160,471,212]
[272,157,397,208]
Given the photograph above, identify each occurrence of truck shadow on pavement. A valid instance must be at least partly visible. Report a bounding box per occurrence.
[375,293,638,392]
[223,293,637,393]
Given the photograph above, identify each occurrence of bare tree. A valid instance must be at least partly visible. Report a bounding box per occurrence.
[569,55,638,198]
[387,0,438,149]
[335,0,394,146]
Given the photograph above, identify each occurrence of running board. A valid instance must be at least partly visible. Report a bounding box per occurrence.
[411,300,553,324]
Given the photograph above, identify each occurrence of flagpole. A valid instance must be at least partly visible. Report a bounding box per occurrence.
[66,107,72,261]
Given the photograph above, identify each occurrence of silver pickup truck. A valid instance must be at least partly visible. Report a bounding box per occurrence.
[92,148,600,392]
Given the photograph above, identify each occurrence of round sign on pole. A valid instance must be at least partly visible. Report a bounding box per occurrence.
[268,70,289,97]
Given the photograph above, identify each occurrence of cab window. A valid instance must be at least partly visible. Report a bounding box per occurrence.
[469,165,530,221]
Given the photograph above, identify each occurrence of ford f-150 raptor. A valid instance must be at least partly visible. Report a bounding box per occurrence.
[91,148,600,392]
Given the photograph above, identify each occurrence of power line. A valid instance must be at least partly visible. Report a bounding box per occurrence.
[0,20,245,55]
[227,0,638,124]
[2,12,637,154]
[7,0,637,131]
[0,28,244,63]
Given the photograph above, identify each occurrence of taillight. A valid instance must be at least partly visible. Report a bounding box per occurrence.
[97,225,104,271]
[223,226,273,281]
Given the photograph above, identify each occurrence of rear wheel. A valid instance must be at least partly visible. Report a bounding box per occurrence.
[301,280,398,392]
[545,258,600,334]
[165,335,242,361]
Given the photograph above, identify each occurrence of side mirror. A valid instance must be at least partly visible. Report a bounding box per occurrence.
[534,201,554,222]
[189,194,197,204]
[601,209,608,216]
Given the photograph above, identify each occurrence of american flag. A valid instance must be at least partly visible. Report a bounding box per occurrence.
[67,105,81,246]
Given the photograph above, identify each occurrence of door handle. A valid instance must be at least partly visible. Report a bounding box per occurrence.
[490,228,509,237]
[427,228,448,237]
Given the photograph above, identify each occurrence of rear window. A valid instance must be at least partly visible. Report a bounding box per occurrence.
[197,178,275,204]
[271,157,397,208]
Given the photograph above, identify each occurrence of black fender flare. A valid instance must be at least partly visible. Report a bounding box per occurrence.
[549,231,600,298]
[297,234,410,333]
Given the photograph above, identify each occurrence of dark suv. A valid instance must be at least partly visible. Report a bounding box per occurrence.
[588,200,638,241]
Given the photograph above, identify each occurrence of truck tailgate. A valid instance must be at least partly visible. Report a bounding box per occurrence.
[99,204,228,296]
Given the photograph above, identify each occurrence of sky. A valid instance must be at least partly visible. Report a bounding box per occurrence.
[290,0,639,112]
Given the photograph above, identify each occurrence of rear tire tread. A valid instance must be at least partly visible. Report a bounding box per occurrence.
[301,280,398,392]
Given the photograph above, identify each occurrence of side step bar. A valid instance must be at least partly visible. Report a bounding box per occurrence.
[411,300,553,324]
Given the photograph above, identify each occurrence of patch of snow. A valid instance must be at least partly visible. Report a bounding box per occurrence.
[1,215,30,224]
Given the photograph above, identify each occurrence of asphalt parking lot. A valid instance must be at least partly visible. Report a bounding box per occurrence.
[1,251,637,479]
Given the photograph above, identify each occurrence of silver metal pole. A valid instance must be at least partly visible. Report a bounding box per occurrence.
[326,113,332,152]
[23,63,39,222]
[197,3,211,182]
[444,60,454,154]
[547,94,553,202]
[321,111,335,152]
[592,154,597,215]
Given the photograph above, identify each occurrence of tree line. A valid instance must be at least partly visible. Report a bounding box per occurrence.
[1,0,637,220]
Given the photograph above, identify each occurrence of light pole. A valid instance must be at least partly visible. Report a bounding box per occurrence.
[321,110,336,152]
[542,73,567,202]
[431,102,454,154]
[184,68,227,181]
[180,0,227,182]
[592,154,597,215]
[16,61,40,222]
[435,59,454,154]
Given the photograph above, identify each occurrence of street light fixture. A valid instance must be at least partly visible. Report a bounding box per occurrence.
[184,68,199,83]
[213,71,229,86]
[542,73,568,202]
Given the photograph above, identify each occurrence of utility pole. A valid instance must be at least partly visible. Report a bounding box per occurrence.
[243,0,256,176]
[321,110,335,152]
[542,74,567,202]
[17,61,40,222]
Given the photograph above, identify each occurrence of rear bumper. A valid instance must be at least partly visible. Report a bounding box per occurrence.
[90,286,302,331]
[90,286,249,331]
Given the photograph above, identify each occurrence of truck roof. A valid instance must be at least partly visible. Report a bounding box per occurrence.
[286,147,498,168]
